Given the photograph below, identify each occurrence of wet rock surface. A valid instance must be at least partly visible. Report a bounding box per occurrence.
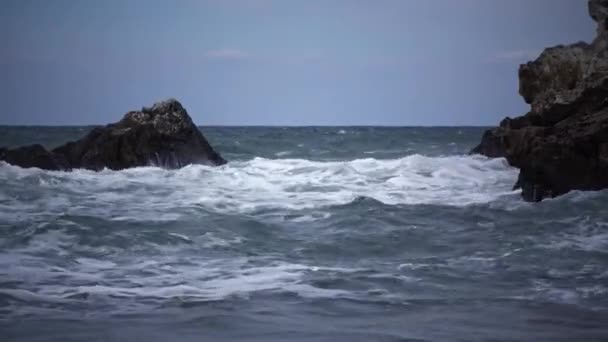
[0,99,226,171]
[472,0,608,201]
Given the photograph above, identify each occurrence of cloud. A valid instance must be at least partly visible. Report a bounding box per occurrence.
[492,49,542,63]
[204,48,251,61]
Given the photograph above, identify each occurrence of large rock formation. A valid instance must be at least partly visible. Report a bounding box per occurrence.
[471,0,608,201]
[0,144,71,171]
[0,99,226,171]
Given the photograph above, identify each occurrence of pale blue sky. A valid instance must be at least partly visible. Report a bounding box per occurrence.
[0,0,595,125]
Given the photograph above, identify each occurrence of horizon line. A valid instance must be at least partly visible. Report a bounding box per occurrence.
[0,124,493,128]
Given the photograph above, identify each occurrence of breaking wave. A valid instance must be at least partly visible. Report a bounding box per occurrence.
[1,145,607,338]
[0,154,518,221]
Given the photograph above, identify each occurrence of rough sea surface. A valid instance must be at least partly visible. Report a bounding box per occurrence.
[1,127,607,342]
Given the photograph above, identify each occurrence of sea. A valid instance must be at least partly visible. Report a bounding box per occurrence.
[1,126,607,342]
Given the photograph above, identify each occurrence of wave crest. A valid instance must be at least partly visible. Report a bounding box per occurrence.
[0,155,518,217]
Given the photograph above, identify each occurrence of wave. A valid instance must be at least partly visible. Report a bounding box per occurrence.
[0,258,359,307]
[0,155,519,218]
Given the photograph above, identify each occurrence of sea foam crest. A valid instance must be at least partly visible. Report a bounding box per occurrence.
[0,155,518,218]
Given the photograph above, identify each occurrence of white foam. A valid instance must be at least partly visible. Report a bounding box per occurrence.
[529,279,607,305]
[0,155,518,218]
[541,231,608,252]
[1,257,357,302]
[275,151,292,157]
[197,232,243,248]
[75,258,117,269]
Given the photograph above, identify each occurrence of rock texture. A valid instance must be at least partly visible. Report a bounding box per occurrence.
[0,144,71,171]
[0,99,226,171]
[471,0,608,201]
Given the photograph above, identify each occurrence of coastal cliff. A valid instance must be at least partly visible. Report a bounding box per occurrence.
[472,0,608,201]
[0,99,226,171]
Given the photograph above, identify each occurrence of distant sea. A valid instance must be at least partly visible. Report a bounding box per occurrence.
[1,126,607,341]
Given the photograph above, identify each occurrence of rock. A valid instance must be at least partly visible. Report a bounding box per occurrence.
[0,99,226,171]
[590,0,608,44]
[0,144,71,171]
[471,0,608,201]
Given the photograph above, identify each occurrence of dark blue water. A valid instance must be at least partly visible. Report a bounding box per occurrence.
[1,127,607,341]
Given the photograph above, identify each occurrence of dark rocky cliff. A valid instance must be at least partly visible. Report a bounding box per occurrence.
[471,0,608,201]
[0,99,226,171]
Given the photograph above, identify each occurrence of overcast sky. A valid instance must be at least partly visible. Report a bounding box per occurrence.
[0,0,595,126]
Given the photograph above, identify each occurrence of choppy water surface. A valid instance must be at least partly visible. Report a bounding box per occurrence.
[1,127,607,341]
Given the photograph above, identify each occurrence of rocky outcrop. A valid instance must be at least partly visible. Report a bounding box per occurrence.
[471,0,608,201]
[0,99,226,171]
[0,144,71,171]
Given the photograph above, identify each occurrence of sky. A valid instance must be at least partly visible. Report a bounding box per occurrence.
[0,0,596,126]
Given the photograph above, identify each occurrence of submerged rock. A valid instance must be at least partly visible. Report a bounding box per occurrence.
[0,99,226,171]
[471,0,608,201]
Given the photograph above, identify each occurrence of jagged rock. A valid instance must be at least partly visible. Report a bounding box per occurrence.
[590,0,608,44]
[471,0,608,201]
[0,99,226,171]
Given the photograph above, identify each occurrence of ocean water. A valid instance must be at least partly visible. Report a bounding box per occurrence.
[1,126,607,342]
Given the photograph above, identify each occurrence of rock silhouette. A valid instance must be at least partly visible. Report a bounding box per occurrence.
[0,99,226,171]
[472,0,608,201]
